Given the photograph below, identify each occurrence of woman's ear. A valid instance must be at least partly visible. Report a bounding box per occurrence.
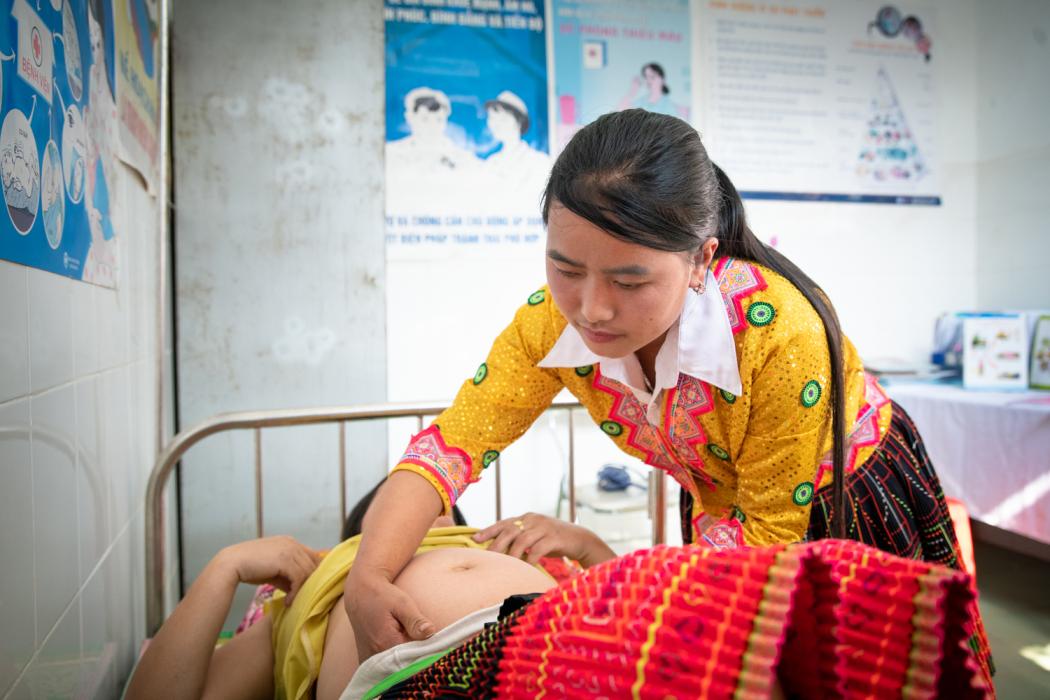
[689,237,719,287]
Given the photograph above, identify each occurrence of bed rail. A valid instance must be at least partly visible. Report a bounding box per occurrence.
[145,400,667,634]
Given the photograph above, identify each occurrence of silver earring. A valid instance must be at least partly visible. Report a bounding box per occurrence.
[693,280,706,295]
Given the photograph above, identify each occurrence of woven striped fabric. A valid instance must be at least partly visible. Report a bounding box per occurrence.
[380,540,994,699]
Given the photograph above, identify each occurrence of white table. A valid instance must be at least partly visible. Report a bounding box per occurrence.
[885,380,1050,546]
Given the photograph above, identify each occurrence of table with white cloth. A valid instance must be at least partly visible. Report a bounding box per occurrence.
[884,380,1050,546]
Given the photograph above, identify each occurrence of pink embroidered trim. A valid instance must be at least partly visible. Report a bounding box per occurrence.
[663,375,716,491]
[399,425,475,506]
[592,369,703,500]
[814,373,892,486]
[693,512,745,550]
[714,257,768,335]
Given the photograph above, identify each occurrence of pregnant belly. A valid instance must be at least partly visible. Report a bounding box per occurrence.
[396,547,556,631]
[317,547,555,699]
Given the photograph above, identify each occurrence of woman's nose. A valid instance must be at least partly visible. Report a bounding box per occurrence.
[580,283,615,325]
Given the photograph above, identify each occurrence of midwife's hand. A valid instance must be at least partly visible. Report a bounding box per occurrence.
[345,568,436,663]
[473,513,616,568]
[214,535,322,607]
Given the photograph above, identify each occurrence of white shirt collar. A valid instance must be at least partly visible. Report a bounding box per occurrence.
[538,269,743,418]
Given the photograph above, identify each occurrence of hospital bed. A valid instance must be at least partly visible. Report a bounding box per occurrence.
[144,399,670,636]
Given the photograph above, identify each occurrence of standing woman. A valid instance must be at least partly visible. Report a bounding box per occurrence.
[346,110,989,674]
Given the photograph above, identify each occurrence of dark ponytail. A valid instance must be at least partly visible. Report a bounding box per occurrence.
[544,110,849,539]
[710,166,848,539]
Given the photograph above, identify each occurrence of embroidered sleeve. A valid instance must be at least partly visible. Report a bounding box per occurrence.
[392,289,565,512]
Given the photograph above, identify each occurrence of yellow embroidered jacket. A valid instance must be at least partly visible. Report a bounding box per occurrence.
[393,258,892,547]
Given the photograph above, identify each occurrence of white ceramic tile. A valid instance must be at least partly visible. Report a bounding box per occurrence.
[4,675,33,699]
[107,525,136,689]
[71,283,99,377]
[25,599,81,700]
[126,361,151,518]
[80,547,122,700]
[95,286,128,372]
[0,401,34,692]
[31,386,79,641]
[76,377,109,585]
[27,270,74,394]
[99,368,132,534]
[0,261,29,403]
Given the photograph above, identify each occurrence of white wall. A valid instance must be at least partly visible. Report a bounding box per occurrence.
[171,0,388,628]
[975,0,1050,308]
[386,0,984,525]
[0,157,167,697]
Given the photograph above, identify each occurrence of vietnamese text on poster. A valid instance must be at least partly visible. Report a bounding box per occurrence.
[0,0,121,286]
[552,0,693,152]
[697,0,940,205]
[384,0,549,258]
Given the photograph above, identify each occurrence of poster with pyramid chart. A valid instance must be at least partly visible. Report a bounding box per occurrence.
[856,66,928,183]
[696,1,940,206]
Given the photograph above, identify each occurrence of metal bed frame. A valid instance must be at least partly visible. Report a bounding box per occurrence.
[145,400,668,634]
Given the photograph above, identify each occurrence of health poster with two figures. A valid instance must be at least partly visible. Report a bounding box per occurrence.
[0,0,157,288]
[384,0,549,259]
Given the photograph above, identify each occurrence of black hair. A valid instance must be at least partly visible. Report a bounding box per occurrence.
[642,63,670,95]
[412,96,447,114]
[484,100,530,137]
[341,480,468,541]
[541,109,848,539]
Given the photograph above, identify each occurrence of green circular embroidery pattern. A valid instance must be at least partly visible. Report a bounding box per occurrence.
[730,506,747,523]
[527,290,546,305]
[746,301,776,327]
[575,365,594,377]
[800,380,822,408]
[792,481,815,506]
[482,450,500,468]
[719,389,737,404]
[472,363,488,385]
[707,444,730,461]
[600,420,624,437]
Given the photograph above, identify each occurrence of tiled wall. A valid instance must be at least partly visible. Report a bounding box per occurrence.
[0,159,168,698]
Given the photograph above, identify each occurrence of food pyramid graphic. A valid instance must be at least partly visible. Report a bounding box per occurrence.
[856,66,927,183]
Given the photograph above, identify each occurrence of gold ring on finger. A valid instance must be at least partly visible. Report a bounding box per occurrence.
[513,519,525,531]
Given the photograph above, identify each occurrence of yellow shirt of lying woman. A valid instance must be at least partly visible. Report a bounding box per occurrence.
[392,259,893,548]
[267,527,491,700]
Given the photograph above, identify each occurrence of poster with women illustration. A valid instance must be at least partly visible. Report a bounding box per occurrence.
[552,0,692,152]
[0,0,121,286]
[384,0,549,259]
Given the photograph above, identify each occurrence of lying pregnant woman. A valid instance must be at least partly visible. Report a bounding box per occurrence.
[127,525,993,700]
[126,527,556,700]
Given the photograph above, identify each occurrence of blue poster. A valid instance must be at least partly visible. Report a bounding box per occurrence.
[552,0,692,151]
[384,0,549,258]
[0,0,120,287]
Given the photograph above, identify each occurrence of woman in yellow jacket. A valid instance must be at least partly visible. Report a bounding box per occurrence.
[346,109,986,668]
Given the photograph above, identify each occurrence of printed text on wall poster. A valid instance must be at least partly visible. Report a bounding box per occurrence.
[698,1,940,205]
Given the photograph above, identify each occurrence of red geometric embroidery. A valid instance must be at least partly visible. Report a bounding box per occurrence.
[399,425,475,506]
[713,257,768,335]
[592,369,702,500]
[693,512,745,550]
[814,373,892,487]
[663,374,716,490]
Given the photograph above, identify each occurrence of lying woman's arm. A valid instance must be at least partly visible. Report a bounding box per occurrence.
[125,536,320,700]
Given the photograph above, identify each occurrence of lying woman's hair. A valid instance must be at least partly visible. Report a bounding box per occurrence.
[541,109,848,538]
[342,480,468,540]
